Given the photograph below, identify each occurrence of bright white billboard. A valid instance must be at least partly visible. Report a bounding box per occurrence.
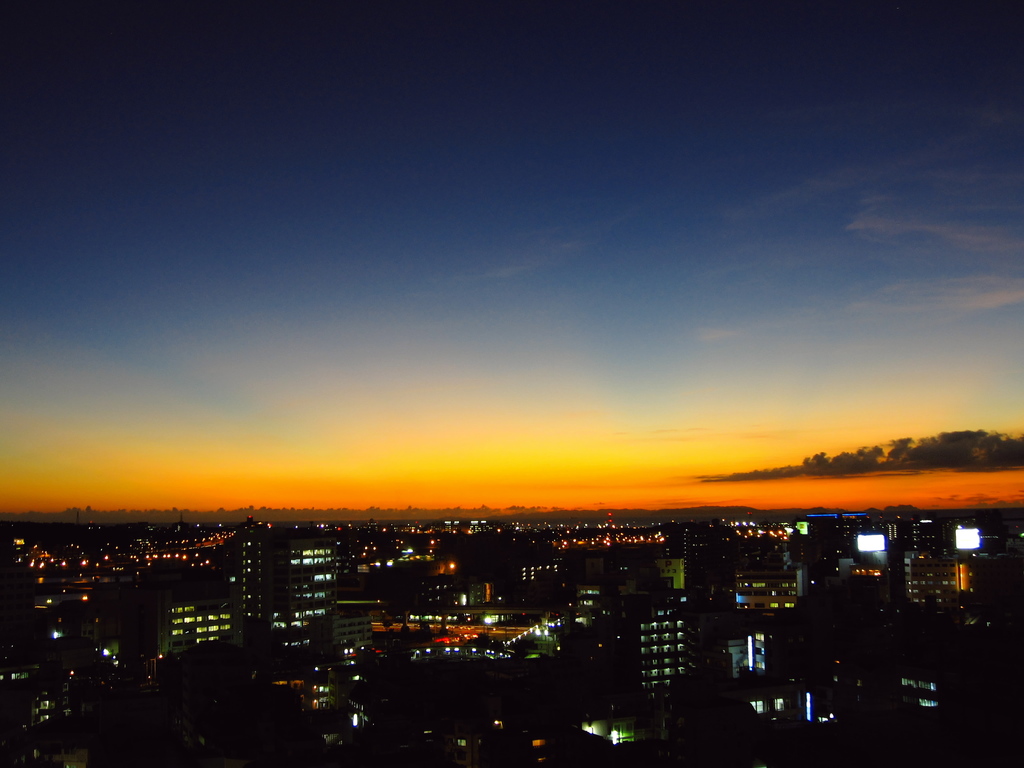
[856,533,886,552]
[955,527,981,550]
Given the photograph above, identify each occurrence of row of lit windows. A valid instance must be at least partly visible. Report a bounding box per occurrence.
[901,678,937,691]
[641,644,685,654]
[171,613,231,624]
[171,624,231,635]
[171,604,230,614]
[642,668,687,677]
[736,581,797,588]
[171,634,232,646]
[641,621,683,631]
[751,697,789,714]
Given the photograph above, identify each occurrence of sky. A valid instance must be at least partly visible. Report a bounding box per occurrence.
[2,1,1023,516]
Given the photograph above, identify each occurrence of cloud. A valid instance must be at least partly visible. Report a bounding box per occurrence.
[702,430,1024,483]
[930,491,1024,508]
[850,276,1024,313]
[846,214,1024,253]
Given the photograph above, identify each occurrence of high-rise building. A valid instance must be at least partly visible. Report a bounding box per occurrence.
[659,521,736,600]
[226,520,338,646]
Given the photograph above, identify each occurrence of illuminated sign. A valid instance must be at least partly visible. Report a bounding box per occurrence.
[856,533,886,552]
[955,527,981,550]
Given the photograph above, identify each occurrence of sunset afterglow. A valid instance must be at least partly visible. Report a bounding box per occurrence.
[2,4,1022,517]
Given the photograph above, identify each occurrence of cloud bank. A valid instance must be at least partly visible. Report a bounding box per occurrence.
[702,430,1024,483]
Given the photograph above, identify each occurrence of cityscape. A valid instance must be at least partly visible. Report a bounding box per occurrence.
[1,506,1023,766]
[4,2,1023,766]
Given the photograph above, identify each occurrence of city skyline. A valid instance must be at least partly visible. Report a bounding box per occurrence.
[3,3,1023,514]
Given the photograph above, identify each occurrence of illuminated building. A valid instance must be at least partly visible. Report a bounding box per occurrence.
[226,521,338,646]
[799,512,870,571]
[636,599,741,690]
[720,681,807,724]
[656,557,685,589]
[659,521,736,596]
[899,669,939,709]
[957,554,1024,607]
[309,612,373,658]
[734,564,806,610]
[903,551,1024,611]
[636,594,693,688]
[904,556,962,609]
[120,580,241,661]
[163,582,241,655]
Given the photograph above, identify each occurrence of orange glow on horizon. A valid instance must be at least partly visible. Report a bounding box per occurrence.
[3,464,1020,516]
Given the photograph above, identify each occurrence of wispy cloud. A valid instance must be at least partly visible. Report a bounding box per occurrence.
[701,430,1024,483]
[449,234,587,284]
[850,276,1024,314]
[732,104,1024,262]
[846,214,1024,253]
[451,256,550,283]
[930,490,1024,508]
